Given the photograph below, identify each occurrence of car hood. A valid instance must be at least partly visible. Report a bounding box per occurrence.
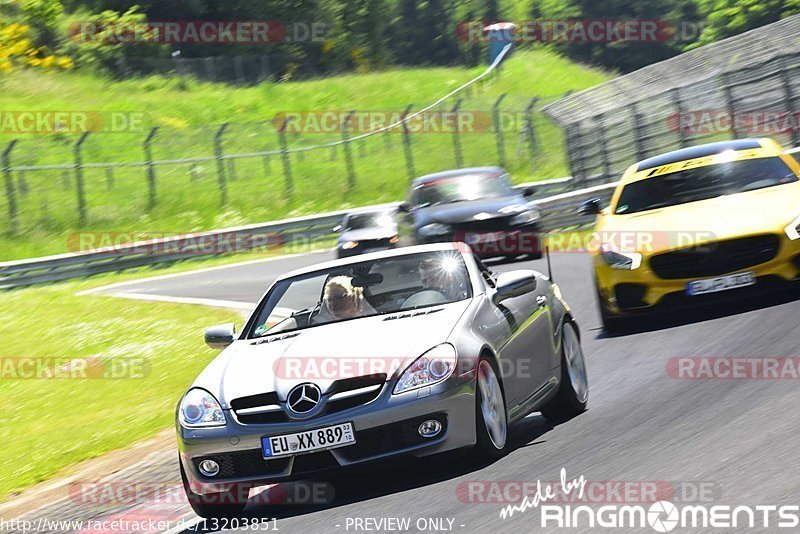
[597,183,800,254]
[339,227,397,242]
[416,196,530,225]
[192,300,472,407]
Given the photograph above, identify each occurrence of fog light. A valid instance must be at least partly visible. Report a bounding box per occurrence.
[418,419,442,438]
[198,459,220,477]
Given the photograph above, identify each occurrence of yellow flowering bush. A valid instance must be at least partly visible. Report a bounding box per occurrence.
[0,22,73,73]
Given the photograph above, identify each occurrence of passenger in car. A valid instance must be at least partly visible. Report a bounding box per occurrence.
[314,276,377,323]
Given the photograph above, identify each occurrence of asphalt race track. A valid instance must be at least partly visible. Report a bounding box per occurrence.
[83,250,800,533]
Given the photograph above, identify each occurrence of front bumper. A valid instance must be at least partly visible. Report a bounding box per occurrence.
[594,237,800,315]
[177,377,476,495]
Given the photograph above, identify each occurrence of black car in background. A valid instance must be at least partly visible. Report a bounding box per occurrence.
[335,209,399,258]
[398,167,542,259]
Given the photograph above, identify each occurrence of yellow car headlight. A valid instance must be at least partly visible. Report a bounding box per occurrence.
[600,243,642,270]
[785,214,800,240]
[341,241,359,250]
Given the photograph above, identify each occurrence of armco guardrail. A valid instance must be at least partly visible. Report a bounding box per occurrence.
[0,176,616,290]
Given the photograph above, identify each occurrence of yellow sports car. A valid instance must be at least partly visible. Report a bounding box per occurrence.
[579,138,800,330]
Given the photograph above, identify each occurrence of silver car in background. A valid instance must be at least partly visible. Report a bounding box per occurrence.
[176,243,589,517]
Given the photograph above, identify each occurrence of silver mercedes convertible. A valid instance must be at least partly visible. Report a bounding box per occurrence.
[176,243,589,517]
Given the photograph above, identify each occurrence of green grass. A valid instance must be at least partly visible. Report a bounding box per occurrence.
[0,273,245,501]
[0,49,609,260]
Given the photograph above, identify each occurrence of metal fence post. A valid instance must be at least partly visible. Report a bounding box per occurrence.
[492,94,507,167]
[451,99,464,168]
[631,103,647,161]
[401,105,416,181]
[144,127,159,211]
[2,140,18,233]
[278,118,294,195]
[524,97,539,173]
[341,111,357,189]
[74,132,89,227]
[565,123,586,189]
[595,114,612,182]
[671,87,690,147]
[717,74,739,140]
[214,123,229,206]
[776,55,800,147]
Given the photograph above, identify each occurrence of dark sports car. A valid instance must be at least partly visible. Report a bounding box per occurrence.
[397,167,542,259]
[334,209,399,258]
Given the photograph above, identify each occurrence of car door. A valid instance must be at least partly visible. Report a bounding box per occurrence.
[490,275,556,407]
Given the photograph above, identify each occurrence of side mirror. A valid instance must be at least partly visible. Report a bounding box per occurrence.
[492,270,538,305]
[205,323,236,350]
[578,197,602,216]
[398,202,411,213]
[522,185,537,197]
[333,225,342,232]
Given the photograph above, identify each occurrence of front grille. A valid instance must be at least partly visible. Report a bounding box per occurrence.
[649,235,780,280]
[356,237,395,248]
[452,216,516,233]
[326,374,385,415]
[337,413,447,461]
[193,449,291,479]
[231,392,288,425]
[232,375,386,425]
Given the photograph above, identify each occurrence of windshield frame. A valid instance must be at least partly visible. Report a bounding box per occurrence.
[242,251,475,339]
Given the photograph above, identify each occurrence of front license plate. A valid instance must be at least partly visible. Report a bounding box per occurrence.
[262,422,355,458]
[686,271,756,296]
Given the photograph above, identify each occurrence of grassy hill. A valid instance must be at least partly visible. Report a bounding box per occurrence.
[0,49,609,259]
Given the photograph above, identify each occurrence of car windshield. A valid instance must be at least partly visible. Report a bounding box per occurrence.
[614,157,798,214]
[247,251,472,338]
[345,212,394,230]
[414,173,514,208]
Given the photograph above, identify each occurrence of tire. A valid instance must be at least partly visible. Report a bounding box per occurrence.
[180,459,248,518]
[541,321,589,423]
[473,357,509,459]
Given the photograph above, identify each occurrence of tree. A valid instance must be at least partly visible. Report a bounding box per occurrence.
[692,0,800,48]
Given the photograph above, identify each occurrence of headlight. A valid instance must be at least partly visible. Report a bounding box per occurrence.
[510,209,541,226]
[340,241,358,249]
[393,343,457,394]
[785,214,800,240]
[389,235,399,244]
[600,243,642,270]
[179,388,226,428]
[419,223,451,237]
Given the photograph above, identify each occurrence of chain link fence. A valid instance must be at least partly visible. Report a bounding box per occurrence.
[543,15,800,189]
[0,49,573,241]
